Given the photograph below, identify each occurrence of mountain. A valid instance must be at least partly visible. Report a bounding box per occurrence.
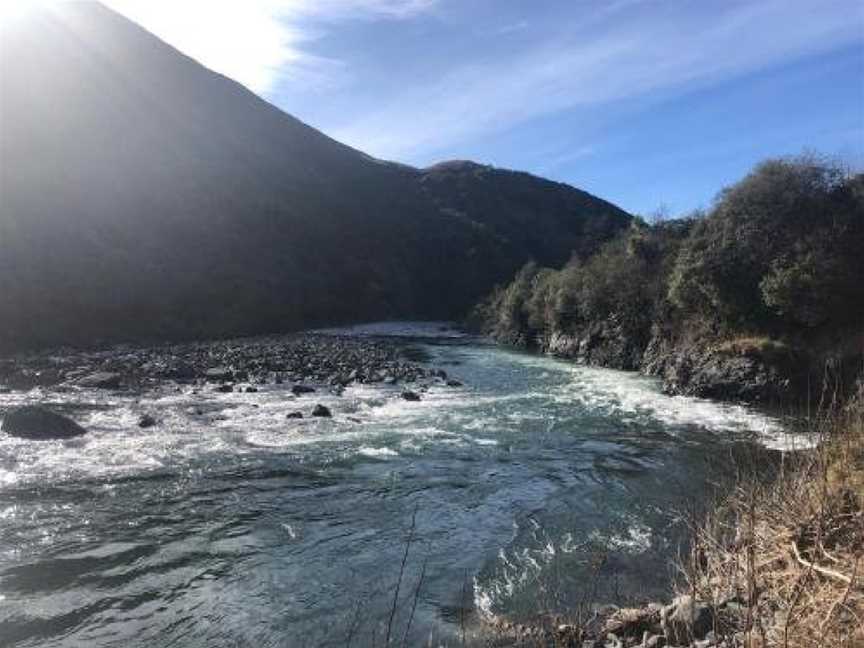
[0,2,630,352]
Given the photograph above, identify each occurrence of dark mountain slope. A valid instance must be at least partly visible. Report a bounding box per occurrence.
[0,2,630,351]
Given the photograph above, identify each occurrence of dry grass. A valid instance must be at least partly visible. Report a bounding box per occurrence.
[714,337,791,360]
[682,405,864,647]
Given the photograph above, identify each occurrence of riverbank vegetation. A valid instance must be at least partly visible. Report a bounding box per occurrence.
[473,155,863,406]
[472,155,864,646]
[677,397,864,648]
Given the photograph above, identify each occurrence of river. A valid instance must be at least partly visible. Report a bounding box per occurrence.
[0,323,807,647]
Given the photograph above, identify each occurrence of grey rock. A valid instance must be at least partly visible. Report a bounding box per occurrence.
[292,384,316,395]
[138,414,158,428]
[446,379,463,387]
[286,411,303,419]
[162,362,196,381]
[311,404,332,418]
[604,607,663,641]
[401,390,421,402]
[644,634,665,648]
[204,367,233,382]
[74,371,122,389]
[2,406,87,440]
[661,595,714,645]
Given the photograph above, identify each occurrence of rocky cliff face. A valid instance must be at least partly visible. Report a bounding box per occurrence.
[640,336,805,404]
[506,321,814,406]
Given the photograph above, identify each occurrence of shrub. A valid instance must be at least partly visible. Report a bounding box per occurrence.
[668,156,864,332]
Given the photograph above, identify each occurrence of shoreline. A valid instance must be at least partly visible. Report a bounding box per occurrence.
[0,332,453,396]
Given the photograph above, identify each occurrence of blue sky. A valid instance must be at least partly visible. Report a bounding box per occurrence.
[107,0,864,215]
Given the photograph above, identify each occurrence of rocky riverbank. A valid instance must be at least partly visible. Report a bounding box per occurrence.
[0,333,456,393]
[493,322,852,408]
[524,325,864,410]
[482,594,750,647]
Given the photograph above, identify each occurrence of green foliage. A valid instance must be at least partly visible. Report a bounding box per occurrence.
[481,156,864,353]
[668,156,863,331]
[760,250,857,328]
[479,219,693,347]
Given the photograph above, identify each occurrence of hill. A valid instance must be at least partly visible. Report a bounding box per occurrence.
[0,2,630,352]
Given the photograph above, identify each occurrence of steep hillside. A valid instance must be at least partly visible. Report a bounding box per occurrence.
[0,3,630,352]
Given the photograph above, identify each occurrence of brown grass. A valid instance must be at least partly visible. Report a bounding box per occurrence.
[715,337,791,360]
[682,405,864,647]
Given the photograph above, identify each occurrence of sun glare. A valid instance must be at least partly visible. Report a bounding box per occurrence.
[0,0,37,25]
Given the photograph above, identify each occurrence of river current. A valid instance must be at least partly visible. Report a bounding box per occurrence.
[0,323,808,647]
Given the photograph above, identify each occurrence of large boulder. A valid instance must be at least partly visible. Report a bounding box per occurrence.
[2,406,88,440]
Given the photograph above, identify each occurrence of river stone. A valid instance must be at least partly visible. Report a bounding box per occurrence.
[138,414,158,428]
[74,371,122,389]
[311,404,331,418]
[162,362,197,381]
[292,384,316,395]
[401,390,421,401]
[286,411,303,419]
[204,367,233,382]
[661,595,714,645]
[446,379,463,387]
[644,634,666,648]
[603,606,661,639]
[2,406,87,440]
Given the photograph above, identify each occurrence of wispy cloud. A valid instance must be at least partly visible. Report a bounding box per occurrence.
[103,0,438,93]
[537,146,597,173]
[327,0,863,161]
[490,20,529,36]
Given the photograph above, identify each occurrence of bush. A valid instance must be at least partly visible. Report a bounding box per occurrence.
[477,219,693,347]
[478,155,863,370]
[668,156,864,332]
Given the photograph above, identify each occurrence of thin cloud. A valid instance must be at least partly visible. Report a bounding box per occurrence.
[538,146,597,173]
[329,0,863,161]
[103,0,438,93]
